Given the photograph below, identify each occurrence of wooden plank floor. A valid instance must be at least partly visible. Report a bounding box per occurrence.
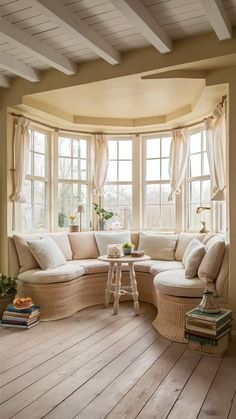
[0,302,236,419]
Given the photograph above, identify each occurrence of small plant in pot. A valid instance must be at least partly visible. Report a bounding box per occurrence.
[0,274,17,318]
[93,203,115,231]
[122,242,135,255]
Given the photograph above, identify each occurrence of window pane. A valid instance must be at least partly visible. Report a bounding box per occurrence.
[161,137,171,157]
[161,184,171,203]
[34,181,46,205]
[34,153,45,177]
[119,161,132,181]
[104,185,118,206]
[22,204,32,231]
[34,204,46,229]
[190,132,201,153]
[23,180,31,203]
[80,140,87,159]
[119,141,132,159]
[146,139,160,158]
[107,161,117,181]
[58,157,72,179]
[118,185,132,205]
[146,159,160,181]
[161,205,175,228]
[26,151,32,176]
[58,183,73,227]
[203,152,210,175]
[146,184,160,205]
[190,154,201,177]
[58,137,72,157]
[202,180,211,204]
[34,132,45,153]
[146,205,161,229]
[189,181,201,203]
[108,141,117,159]
[188,204,201,230]
[161,158,169,180]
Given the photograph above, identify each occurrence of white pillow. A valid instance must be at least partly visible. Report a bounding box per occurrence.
[184,245,206,279]
[94,231,131,256]
[182,239,202,266]
[138,232,178,260]
[27,236,66,270]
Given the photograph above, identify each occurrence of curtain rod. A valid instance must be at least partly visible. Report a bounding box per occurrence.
[9,95,226,136]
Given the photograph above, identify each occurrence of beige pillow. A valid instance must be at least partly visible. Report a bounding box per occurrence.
[182,239,202,266]
[94,231,131,256]
[47,233,72,260]
[27,236,66,270]
[198,238,226,283]
[175,233,205,261]
[68,232,99,259]
[138,232,178,261]
[13,234,40,273]
[184,245,206,279]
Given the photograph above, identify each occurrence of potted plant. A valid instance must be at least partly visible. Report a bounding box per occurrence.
[93,203,115,230]
[0,274,17,318]
[122,242,135,255]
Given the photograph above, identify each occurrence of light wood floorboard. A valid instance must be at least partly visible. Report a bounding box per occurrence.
[0,302,235,419]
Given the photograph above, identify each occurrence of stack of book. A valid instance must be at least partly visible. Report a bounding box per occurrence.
[185,308,232,356]
[1,304,40,329]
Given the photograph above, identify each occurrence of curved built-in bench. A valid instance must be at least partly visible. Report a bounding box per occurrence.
[8,232,229,343]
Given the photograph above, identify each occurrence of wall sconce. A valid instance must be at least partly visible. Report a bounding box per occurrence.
[77,204,84,232]
[196,206,211,233]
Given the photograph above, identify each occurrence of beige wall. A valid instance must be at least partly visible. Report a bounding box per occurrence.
[0,35,236,331]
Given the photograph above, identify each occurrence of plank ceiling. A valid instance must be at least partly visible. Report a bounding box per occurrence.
[0,0,236,87]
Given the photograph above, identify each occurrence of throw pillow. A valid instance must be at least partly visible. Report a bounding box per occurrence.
[13,234,40,273]
[184,245,206,279]
[182,239,203,266]
[175,233,205,261]
[27,236,66,270]
[138,232,178,260]
[94,231,131,256]
[198,238,226,283]
[68,232,99,259]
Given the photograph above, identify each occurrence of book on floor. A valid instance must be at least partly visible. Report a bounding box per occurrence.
[185,308,232,325]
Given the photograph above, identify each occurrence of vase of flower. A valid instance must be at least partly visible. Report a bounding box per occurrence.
[122,242,135,255]
[68,214,79,233]
[93,203,115,231]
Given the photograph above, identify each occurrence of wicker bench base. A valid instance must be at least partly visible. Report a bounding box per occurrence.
[152,293,202,343]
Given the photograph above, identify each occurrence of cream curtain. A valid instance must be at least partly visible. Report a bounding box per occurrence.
[168,128,189,201]
[11,116,30,203]
[205,105,226,199]
[92,133,109,196]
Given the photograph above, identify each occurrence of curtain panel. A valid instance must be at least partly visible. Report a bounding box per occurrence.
[92,133,109,196]
[205,105,226,200]
[168,128,189,201]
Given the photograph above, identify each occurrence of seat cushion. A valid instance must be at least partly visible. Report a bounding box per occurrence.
[134,259,164,273]
[70,259,130,274]
[150,261,184,275]
[18,261,85,284]
[155,270,206,298]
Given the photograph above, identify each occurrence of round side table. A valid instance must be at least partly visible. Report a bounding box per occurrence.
[98,255,150,315]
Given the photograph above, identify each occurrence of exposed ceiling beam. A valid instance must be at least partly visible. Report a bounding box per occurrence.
[0,16,76,75]
[142,70,207,79]
[0,74,10,88]
[200,0,232,40]
[33,0,120,65]
[0,52,39,82]
[110,0,172,53]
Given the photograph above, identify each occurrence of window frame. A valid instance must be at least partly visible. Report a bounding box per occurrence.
[142,133,176,232]
[185,127,212,232]
[22,126,50,233]
[55,131,92,231]
[103,136,134,229]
